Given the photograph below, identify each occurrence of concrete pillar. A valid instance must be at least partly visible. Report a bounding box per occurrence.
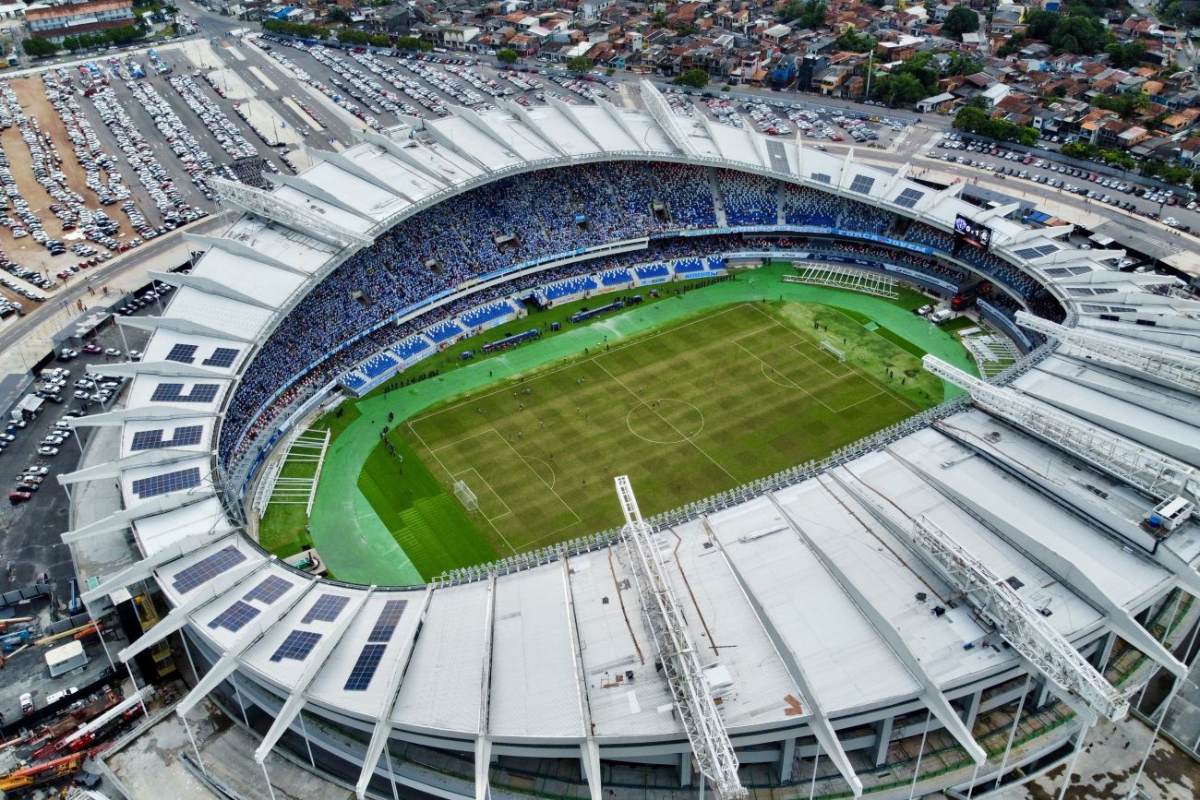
[874,716,894,767]
[1095,632,1117,674]
[778,737,796,783]
[679,751,692,787]
[1035,677,1053,710]
[963,689,982,732]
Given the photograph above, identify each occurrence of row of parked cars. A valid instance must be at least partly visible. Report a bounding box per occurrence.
[114,281,173,316]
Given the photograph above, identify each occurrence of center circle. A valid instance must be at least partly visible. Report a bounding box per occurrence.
[625,399,705,445]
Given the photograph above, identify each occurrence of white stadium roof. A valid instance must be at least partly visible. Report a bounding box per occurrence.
[63,81,1200,800]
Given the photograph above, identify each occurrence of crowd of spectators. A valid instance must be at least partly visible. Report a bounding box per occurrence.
[219,163,1060,467]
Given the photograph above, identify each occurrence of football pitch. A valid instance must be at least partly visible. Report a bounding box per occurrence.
[369,299,943,578]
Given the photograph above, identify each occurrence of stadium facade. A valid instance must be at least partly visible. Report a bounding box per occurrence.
[62,82,1200,800]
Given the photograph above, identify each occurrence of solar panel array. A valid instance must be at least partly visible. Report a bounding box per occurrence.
[894,187,925,209]
[165,343,199,364]
[811,172,832,184]
[244,575,292,604]
[208,600,261,632]
[270,630,323,663]
[202,347,240,368]
[171,545,247,593]
[131,466,202,499]
[849,175,876,195]
[367,600,406,643]
[302,594,350,624]
[344,644,387,691]
[130,424,204,451]
[151,383,220,403]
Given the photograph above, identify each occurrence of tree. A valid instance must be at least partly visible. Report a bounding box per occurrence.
[835,29,875,52]
[946,51,982,75]
[781,0,826,28]
[395,36,430,52]
[673,67,709,89]
[567,55,592,73]
[954,105,1038,145]
[326,6,351,23]
[22,37,57,58]
[1105,41,1146,68]
[942,6,980,36]
[496,47,518,64]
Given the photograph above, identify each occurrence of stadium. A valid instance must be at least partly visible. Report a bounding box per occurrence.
[63,81,1200,800]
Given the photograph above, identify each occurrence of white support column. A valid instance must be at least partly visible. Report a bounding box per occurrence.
[211,177,372,248]
[993,674,1032,790]
[1058,717,1093,800]
[906,711,932,800]
[874,717,893,767]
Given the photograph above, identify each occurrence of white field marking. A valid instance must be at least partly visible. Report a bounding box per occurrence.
[524,455,558,490]
[623,399,706,445]
[452,466,514,521]
[407,304,749,426]
[731,339,838,415]
[742,301,854,379]
[406,422,519,555]
[486,426,583,532]
[592,359,738,483]
[431,427,504,453]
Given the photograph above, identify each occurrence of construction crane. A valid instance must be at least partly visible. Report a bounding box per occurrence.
[0,751,87,792]
[614,476,747,799]
[35,621,100,648]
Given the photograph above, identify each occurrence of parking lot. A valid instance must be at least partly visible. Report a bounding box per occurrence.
[929,132,1200,232]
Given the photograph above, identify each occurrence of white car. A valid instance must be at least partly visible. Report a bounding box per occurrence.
[37,446,59,456]
[104,348,121,357]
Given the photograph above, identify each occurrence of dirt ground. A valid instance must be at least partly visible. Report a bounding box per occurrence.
[0,76,140,308]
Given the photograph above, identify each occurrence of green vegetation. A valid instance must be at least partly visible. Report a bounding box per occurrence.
[496,47,518,64]
[953,105,1038,145]
[1105,41,1146,68]
[872,52,939,107]
[396,36,430,52]
[945,52,982,76]
[59,25,143,52]
[567,55,592,73]
[261,18,327,39]
[1092,90,1149,118]
[835,28,876,52]
[337,28,390,47]
[673,67,709,89]
[22,37,58,58]
[942,6,980,36]
[781,0,827,27]
[1024,8,1111,55]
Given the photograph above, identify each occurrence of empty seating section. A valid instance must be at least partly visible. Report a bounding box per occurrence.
[222,162,1052,466]
[341,372,367,392]
[544,275,597,301]
[426,319,464,343]
[461,300,515,328]
[394,336,431,361]
[360,352,398,379]
[718,170,777,226]
[634,263,670,281]
[599,268,631,286]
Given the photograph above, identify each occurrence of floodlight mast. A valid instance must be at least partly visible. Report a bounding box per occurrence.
[1015,311,1200,396]
[922,355,1198,505]
[906,515,1129,722]
[613,476,747,799]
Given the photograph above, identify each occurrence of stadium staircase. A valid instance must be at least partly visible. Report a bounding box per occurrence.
[775,183,787,226]
[706,169,729,228]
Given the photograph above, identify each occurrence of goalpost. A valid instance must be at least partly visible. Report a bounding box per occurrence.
[454,480,479,513]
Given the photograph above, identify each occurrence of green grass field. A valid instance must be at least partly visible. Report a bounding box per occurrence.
[368,300,942,577]
[257,263,977,585]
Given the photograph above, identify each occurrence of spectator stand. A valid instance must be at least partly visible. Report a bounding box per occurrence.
[538,275,599,306]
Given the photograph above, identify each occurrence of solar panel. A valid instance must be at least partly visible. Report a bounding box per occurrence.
[130,424,204,451]
[203,348,240,368]
[131,466,202,498]
[344,644,386,691]
[171,545,247,593]
[367,600,406,643]
[849,175,876,195]
[208,600,260,632]
[302,594,350,624]
[894,187,924,208]
[810,172,831,184]
[244,575,292,604]
[151,383,220,403]
[165,343,199,364]
[270,630,323,663]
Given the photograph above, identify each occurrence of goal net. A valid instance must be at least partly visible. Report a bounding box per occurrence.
[454,480,479,513]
